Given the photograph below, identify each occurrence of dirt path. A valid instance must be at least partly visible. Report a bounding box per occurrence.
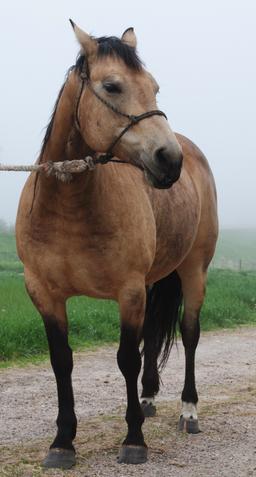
[0,328,255,477]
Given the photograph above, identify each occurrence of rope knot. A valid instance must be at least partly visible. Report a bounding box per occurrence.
[41,157,96,182]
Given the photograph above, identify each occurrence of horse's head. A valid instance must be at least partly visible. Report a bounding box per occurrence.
[71,22,183,189]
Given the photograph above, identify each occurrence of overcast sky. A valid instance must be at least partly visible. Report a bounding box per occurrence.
[0,0,255,228]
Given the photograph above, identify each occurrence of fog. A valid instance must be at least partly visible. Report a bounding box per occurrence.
[0,0,255,227]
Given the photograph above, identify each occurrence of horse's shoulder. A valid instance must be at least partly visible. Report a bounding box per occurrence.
[175,133,211,172]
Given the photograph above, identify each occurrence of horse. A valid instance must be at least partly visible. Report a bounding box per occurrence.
[16,22,218,468]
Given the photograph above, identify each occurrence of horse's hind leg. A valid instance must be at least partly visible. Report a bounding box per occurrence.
[140,272,182,417]
[117,277,148,464]
[25,271,76,469]
[177,262,207,434]
[140,285,160,417]
[140,319,158,417]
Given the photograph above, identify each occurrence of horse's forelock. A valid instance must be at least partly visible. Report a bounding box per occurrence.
[97,36,142,71]
[75,36,143,72]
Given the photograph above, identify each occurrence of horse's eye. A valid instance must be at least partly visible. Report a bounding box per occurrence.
[103,82,122,94]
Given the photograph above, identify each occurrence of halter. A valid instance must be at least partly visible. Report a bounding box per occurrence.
[74,66,168,167]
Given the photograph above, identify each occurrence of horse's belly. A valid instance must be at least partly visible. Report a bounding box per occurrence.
[21,230,155,301]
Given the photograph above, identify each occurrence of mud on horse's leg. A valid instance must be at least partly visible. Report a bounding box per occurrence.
[41,314,77,468]
[117,282,148,464]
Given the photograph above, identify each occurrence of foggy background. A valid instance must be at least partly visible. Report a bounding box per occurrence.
[0,0,255,228]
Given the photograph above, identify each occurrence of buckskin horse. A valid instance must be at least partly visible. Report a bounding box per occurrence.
[16,22,218,468]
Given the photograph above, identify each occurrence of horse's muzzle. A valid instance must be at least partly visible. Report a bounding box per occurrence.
[143,146,183,189]
[144,165,182,189]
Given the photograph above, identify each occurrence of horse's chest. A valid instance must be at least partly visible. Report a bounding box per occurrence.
[147,180,200,281]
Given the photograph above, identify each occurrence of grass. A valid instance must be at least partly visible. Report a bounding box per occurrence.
[0,232,19,260]
[0,272,119,364]
[0,269,256,365]
[0,233,22,272]
[201,269,256,329]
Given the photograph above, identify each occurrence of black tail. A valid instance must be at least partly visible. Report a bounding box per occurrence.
[142,270,183,370]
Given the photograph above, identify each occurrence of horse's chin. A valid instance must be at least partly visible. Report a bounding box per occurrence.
[144,169,174,190]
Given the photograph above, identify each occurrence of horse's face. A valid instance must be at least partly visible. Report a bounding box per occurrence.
[72,23,183,189]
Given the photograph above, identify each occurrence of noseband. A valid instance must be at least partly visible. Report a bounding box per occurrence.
[75,68,167,167]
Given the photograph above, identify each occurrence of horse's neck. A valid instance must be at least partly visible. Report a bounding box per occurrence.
[35,72,94,205]
[40,72,90,164]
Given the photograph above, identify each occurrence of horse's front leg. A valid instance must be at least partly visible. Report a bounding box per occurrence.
[42,313,77,468]
[117,280,147,464]
[25,273,77,469]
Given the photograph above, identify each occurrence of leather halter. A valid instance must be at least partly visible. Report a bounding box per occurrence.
[74,68,168,167]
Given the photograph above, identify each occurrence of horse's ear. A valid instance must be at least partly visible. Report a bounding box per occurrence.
[121,27,137,48]
[69,19,97,57]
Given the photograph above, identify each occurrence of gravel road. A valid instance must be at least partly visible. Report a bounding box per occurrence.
[0,327,255,477]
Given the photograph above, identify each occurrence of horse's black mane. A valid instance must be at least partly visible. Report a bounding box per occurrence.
[96,36,142,71]
[39,36,142,159]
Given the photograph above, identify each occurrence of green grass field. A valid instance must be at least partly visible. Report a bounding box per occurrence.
[0,230,256,364]
[0,271,119,363]
[0,233,22,272]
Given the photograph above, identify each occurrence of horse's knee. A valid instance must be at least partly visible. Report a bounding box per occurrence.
[43,317,73,375]
[180,314,200,349]
[117,282,145,377]
[178,267,206,316]
[179,271,204,349]
[118,279,146,332]
[117,325,141,377]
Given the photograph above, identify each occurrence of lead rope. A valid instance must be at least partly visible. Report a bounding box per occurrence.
[0,158,97,183]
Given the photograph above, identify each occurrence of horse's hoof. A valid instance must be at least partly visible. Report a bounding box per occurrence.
[141,400,156,418]
[118,445,148,464]
[42,448,76,469]
[178,416,201,434]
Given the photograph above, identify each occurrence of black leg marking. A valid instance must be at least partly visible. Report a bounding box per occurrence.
[141,330,159,399]
[117,326,148,463]
[180,317,200,405]
[117,326,145,446]
[43,318,77,452]
[179,315,201,434]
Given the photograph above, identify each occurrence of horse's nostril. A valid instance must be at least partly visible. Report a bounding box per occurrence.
[155,147,169,165]
[154,146,183,175]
